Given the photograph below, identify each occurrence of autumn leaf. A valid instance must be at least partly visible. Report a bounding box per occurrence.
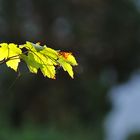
[58,51,78,66]
[57,51,78,78]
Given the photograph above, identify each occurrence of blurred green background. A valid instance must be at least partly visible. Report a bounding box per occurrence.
[0,0,140,139]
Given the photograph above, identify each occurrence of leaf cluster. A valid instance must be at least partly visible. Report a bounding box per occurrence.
[0,42,78,79]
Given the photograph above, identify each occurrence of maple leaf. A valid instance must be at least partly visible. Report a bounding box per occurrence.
[20,42,56,79]
[0,43,21,71]
[58,58,74,78]
[21,53,41,74]
[57,51,78,78]
[0,43,9,61]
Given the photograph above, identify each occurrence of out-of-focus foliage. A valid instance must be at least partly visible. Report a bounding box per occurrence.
[0,0,140,139]
[128,134,140,140]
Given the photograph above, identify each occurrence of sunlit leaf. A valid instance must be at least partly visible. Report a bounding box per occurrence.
[58,51,78,66]
[0,43,21,71]
[0,41,78,79]
[0,43,9,61]
[58,58,74,78]
[21,53,41,74]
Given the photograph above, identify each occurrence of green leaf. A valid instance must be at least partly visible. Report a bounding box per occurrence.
[30,42,45,51]
[21,53,41,74]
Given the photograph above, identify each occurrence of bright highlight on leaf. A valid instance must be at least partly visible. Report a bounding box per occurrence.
[0,43,22,71]
[0,41,78,79]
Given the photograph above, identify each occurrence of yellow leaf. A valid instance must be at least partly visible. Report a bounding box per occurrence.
[21,53,40,74]
[21,50,56,79]
[6,43,22,71]
[0,43,9,61]
[66,54,78,66]
[58,52,78,66]
[0,43,22,71]
[41,64,56,79]
[58,59,74,78]
[36,52,56,79]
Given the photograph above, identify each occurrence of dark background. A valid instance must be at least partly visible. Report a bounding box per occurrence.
[0,0,140,139]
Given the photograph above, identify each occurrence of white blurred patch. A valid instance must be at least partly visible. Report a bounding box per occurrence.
[134,0,140,12]
[104,71,140,140]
